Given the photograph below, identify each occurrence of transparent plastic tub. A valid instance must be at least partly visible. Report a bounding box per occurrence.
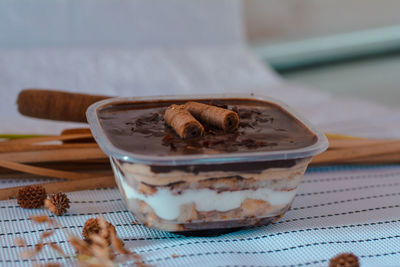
[87,94,328,234]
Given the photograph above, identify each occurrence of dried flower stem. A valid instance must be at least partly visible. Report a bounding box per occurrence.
[19,214,139,266]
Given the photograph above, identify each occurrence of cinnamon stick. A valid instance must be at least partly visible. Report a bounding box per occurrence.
[0,175,116,200]
[164,104,204,139]
[185,101,239,132]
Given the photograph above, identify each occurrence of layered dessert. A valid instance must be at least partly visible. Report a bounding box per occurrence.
[95,97,321,232]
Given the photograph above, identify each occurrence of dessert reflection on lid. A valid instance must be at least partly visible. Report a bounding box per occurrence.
[99,98,317,157]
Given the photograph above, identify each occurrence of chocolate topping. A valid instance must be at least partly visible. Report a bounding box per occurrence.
[99,98,317,157]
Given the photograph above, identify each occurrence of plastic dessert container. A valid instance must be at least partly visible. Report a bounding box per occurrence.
[86,94,328,233]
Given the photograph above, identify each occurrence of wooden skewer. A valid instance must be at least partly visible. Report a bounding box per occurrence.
[324,132,366,140]
[61,128,92,135]
[322,151,400,165]
[347,154,400,164]
[0,161,110,175]
[61,129,95,144]
[0,147,107,163]
[310,152,400,165]
[0,159,100,180]
[0,143,99,153]
[311,140,400,164]
[0,133,93,146]
[0,169,112,180]
[327,138,398,150]
[0,175,116,200]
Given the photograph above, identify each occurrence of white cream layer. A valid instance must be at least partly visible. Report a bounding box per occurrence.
[118,174,298,221]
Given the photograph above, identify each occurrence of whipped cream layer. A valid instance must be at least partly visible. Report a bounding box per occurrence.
[116,168,299,221]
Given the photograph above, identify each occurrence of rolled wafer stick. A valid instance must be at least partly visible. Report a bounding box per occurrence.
[185,101,239,132]
[17,89,110,122]
[164,104,204,139]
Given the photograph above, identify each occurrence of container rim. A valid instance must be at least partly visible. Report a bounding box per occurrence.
[86,93,329,166]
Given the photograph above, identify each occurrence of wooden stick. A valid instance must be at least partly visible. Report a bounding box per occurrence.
[324,132,366,140]
[324,151,400,165]
[0,159,100,180]
[310,153,400,165]
[0,133,93,146]
[348,155,400,164]
[0,143,99,153]
[327,138,398,150]
[0,147,107,163]
[311,140,400,164]
[0,175,116,200]
[61,128,92,135]
[0,169,112,180]
[61,128,95,144]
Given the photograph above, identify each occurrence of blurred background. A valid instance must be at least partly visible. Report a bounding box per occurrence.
[245,0,400,107]
[1,0,399,108]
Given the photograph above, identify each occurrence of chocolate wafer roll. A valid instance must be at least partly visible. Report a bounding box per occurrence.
[164,104,204,139]
[185,101,239,132]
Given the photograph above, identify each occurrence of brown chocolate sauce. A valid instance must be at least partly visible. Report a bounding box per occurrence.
[99,98,317,157]
[150,160,297,174]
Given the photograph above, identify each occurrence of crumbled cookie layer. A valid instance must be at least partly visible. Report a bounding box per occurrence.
[129,198,290,232]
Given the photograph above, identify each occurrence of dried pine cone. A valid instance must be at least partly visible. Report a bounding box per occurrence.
[17,185,47,209]
[45,192,70,216]
[329,253,359,267]
[82,218,116,245]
